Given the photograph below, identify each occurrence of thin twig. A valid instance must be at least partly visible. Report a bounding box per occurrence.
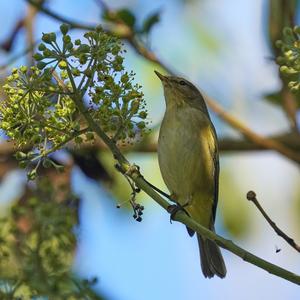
[93,0,109,11]
[247,191,300,253]
[26,0,94,30]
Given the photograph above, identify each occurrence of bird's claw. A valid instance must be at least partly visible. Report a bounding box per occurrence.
[167,203,190,224]
[125,164,140,176]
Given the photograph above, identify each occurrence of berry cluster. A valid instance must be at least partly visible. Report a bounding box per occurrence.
[276,26,300,94]
[0,24,148,178]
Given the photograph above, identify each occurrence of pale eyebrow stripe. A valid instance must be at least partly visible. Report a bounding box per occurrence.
[169,77,196,90]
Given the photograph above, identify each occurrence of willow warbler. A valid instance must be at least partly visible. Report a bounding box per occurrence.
[155,71,226,278]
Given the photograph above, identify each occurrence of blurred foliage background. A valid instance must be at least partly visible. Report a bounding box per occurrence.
[0,0,300,299]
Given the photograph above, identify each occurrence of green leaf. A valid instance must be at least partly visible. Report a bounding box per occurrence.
[116,9,136,28]
[265,91,300,108]
[141,11,160,34]
[264,92,282,106]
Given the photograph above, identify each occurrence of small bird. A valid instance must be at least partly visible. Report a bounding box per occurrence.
[155,71,226,278]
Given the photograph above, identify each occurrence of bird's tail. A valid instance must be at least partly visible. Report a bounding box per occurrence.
[197,233,226,278]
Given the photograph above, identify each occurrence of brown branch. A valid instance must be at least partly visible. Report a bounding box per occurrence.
[0,19,25,52]
[24,0,40,65]
[1,131,300,157]
[247,191,300,253]
[218,132,300,152]
[26,0,94,30]
[204,95,300,164]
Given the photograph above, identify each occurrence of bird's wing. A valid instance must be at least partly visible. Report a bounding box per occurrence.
[211,124,219,224]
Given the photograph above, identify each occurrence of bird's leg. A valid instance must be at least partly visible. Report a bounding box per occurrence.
[169,193,177,203]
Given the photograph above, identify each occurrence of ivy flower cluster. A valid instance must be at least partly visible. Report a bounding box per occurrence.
[0,24,148,178]
[276,26,300,94]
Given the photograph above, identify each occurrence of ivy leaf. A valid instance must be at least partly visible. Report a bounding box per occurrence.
[116,9,136,28]
[265,91,300,108]
[141,11,160,34]
[264,91,282,106]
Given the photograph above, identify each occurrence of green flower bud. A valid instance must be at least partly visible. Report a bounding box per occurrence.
[79,54,88,65]
[115,56,123,64]
[27,169,37,181]
[65,42,73,50]
[280,65,298,75]
[38,43,46,51]
[121,73,129,83]
[290,85,299,93]
[42,33,53,44]
[294,26,300,35]
[33,53,44,61]
[43,49,53,57]
[27,151,36,159]
[60,23,69,35]
[37,61,47,70]
[111,45,121,56]
[138,111,147,119]
[75,39,81,45]
[288,81,297,89]
[77,44,90,53]
[63,35,71,44]
[137,121,145,129]
[294,40,300,48]
[49,32,57,42]
[71,68,81,76]
[19,67,27,75]
[58,60,68,70]
[15,151,27,160]
[19,160,27,169]
[60,70,68,79]
[114,64,123,71]
[130,100,140,114]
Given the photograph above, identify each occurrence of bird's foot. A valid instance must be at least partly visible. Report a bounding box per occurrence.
[167,202,190,224]
[125,164,140,176]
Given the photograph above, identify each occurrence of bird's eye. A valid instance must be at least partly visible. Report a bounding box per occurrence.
[179,80,186,86]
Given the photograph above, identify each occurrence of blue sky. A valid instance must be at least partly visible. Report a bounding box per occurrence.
[0,1,300,299]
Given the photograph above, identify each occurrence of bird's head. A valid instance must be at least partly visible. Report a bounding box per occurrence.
[155,71,208,113]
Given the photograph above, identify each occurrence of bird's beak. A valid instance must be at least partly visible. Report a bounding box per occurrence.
[154,70,167,82]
